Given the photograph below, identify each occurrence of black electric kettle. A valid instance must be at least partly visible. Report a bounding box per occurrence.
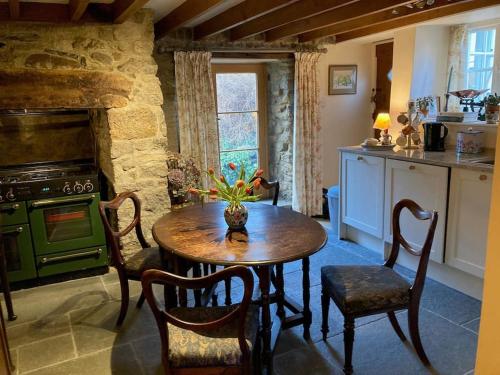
[423,122,448,151]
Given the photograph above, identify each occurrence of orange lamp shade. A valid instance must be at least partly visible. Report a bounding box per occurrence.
[373,113,391,131]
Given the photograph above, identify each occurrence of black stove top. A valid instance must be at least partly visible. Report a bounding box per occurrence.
[0,161,99,202]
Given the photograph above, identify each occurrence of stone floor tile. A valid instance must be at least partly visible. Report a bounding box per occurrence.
[9,349,18,375]
[462,318,480,334]
[104,279,143,301]
[7,314,71,349]
[274,344,343,375]
[7,277,109,325]
[26,344,142,375]
[17,334,75,374]
[321,309,477,375]
[131,333,163,375]
[100,269,119,285]
[70,299,156,356]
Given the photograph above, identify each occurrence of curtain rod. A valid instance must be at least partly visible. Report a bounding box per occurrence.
[157,46,327,54]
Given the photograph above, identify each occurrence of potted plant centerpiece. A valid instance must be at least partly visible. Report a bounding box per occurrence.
[483,93,500,124]
[189,163,263,230]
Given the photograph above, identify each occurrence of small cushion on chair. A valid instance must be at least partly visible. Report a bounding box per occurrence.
[124,247,164,278]
[321,265,411,316]
[167,304,260,368]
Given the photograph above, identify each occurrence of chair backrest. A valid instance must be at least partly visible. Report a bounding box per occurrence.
[98,192,150,267]
[141,265,254,372]
[384,199,438,301]
[250,176,280,206]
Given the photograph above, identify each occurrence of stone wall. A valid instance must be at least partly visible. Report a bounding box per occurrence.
[266,60,294,201]
[0,10,169,256]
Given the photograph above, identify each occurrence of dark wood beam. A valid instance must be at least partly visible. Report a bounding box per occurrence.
[266,0,415,41]
[194,0,299,40]
[8,0,19,19]
[333,0,500,43]
[69,0,90,21]
[299,0,476,41]
[155,0,224,40]
[229,0,358,41]
[113,0,149,24]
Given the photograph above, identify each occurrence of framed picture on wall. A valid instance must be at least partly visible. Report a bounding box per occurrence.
[328,65,357,95]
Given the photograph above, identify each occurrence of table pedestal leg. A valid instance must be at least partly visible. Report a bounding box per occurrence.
[302,257,311,341]
[274,264,285,320]
[257,265,272,374]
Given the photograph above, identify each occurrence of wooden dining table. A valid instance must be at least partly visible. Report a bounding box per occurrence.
[152,202,327,373]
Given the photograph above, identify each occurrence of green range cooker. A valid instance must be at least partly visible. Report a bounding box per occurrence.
[0,162,107,282]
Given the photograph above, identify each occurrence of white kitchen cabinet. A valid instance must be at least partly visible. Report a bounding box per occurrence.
[384,159,448,263]
[446,168,492,278]
[341,153,385,238]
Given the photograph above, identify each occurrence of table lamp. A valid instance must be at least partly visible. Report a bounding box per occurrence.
[373,113,392,145]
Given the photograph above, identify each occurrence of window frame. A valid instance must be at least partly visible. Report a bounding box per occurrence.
[465,26,497,93]
[211,63,269,185]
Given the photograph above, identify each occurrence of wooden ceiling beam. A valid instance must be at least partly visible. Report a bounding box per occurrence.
[69,0,90,21]
[229,0,358,41]
[8,0,19,19]
[299,0,477,41]
[155,0,224,40]
[333,0,500,43]
[193,0,299,40]
[113,0,149,24]
[266,0,415,41]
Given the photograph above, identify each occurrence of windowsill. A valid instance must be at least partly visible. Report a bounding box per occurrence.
[442,121,498,128]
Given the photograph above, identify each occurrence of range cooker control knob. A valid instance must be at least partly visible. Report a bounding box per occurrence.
[83,181,94,192]
[63,183,72,195]
[74,183,84,194]
[6,189,15,201]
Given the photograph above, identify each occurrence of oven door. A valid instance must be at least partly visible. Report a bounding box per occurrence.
[28,193,106,255]
[1,224,37,282]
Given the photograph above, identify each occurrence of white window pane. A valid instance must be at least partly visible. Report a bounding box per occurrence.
[218,112,258,151]
[216,73,257,113]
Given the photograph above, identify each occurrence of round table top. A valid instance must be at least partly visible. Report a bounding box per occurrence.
[152,202,327,266]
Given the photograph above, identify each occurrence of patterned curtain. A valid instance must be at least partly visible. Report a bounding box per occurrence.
[174,51,220,188]
[292,52,323,216]
[446,24,468,111]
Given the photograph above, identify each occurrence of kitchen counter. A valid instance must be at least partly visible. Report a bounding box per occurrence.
[338,146,495,172]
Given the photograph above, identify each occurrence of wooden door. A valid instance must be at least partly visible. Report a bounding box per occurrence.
[384,159,448,263]
[446,168,492,277]
[373,42,394,136]
[341,153,385,238]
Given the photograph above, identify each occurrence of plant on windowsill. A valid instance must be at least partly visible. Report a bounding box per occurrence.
[416,96,434,118]
[188,163,263,230]
[483,93,500,124]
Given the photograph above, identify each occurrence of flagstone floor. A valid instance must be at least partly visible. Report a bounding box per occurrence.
[4,226,480,375]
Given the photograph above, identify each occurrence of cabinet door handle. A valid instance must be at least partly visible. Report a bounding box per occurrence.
[409,165,416,170]
[479,174,488,181]
[357,156,364,161]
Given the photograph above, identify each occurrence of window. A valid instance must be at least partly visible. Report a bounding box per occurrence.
[466,28,496,93]
[212,64,267,184]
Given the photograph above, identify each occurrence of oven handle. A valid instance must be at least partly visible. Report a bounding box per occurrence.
[40,248,103,265]
[0,203,20,212]
[31,194,96,208]
[1,226,23,235]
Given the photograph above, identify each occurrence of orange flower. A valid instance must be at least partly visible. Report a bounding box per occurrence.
[220,175,225,183]
[236,180,244,188]
[188,188,199,195]
[209,188,218,194]
[255,169,264,177]
[245,187,252,195]
[253,178,261,190]
[228,162,236,170]
[208,167,214,175]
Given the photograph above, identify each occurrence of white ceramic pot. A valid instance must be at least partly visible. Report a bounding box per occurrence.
[456,128,484,154]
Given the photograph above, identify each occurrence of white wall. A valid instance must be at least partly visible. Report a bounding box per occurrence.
[319,43,373,187]
[410,25,450,99]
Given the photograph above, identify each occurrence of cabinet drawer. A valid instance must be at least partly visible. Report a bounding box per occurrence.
[341,153,385,238]
[384,159,448,263]
[37,245,108,277]
[0,202,28,226]
[2,224,37,282]
[446,168,492,277]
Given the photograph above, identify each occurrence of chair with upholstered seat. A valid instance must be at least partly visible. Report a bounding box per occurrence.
[99,191,170,326]
[321,199,438,374]
[142,265,261,375]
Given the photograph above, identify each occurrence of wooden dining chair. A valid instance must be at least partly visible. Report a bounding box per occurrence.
[321,199,438,374]
[99,191,170,326]
[141,265,261,375]
[223,177,280,307]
